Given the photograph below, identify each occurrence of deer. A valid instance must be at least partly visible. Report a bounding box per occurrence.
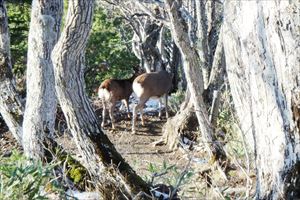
[132,70,172,134]
[98,66,140,130]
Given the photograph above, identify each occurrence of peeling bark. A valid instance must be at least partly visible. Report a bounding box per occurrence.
[52,0,150,198]
[0,0,23,144]
[223,1,300,198]
[22,0,63,158]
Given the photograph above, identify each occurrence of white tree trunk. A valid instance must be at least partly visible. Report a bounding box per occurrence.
[195,0,210,88]
[165,0,226,162]
[52,0,150,198]
[22,0,63,158]
[0,1,23,144]
[223,1,300,198]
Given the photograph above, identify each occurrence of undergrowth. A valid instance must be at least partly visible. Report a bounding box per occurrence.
[0,149,92,200]
[0,151,64,200]
[169,89,185,113]
[145,160,193,199]
[217,89,246,159]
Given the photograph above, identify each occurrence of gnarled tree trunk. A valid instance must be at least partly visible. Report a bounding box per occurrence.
[223,1,300,198]
[51,0,149,198]
[163,91,196,150]
[0,0,23,144]
[22,0,63,158]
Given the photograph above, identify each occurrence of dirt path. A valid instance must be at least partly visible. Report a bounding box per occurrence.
[102,113,212,199]
[104,115,184,176]
[96,108,254,199]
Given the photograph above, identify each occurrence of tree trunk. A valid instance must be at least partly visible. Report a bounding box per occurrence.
[165,0,226,163]
[195,0,210,89]
[51,0,150,198]
[206,0,217,68]
[131,18,163,72]
[0,0,23,144]
[163,91,196,150]
[169,42,182,93]
[22,0,63,158]
[207,27,225,129]
[223,1,300,198]
[157,25,167,71]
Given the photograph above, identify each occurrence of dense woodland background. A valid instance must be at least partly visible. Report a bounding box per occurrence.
[0,0,299,199]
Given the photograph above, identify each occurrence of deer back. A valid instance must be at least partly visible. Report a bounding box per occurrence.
[99,79,133,101]
[133,70,172,98]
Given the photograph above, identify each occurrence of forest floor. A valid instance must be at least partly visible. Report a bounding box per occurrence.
[0,99,256,200]
[93,109,255,199]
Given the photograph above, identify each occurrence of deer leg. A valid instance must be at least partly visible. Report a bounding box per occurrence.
[101,101,106,128]
[109,102,116,130]
[132,103,138,134]
[139,98,148,126]
[132,98,148,133]
[164,94,169,119]
[158,98,162,119]
[123,99,130,119]
[140,106,145,126]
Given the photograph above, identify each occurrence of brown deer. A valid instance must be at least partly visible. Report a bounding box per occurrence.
[132,70,172,134]
[98,66,140,129]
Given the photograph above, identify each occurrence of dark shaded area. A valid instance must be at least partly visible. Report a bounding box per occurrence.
[285,162,300,199]
[0,115,20,157]
[0,114,8,134]
[6,0,31,3]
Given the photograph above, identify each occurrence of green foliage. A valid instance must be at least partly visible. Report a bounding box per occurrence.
[6,1,31,77]
[6,3,138,95]
[217,89,245,158]
[218,103,234,134]
[169,89,185,113]
[69,167,85,184]
[54,151,89,190]
[85,7,139,95]
[0,151,63,200]
[64,156,88,188]
[6,0,31,4]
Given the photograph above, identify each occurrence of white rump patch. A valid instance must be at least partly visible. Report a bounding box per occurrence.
[98,88,111,101]
[132,82,144,97]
